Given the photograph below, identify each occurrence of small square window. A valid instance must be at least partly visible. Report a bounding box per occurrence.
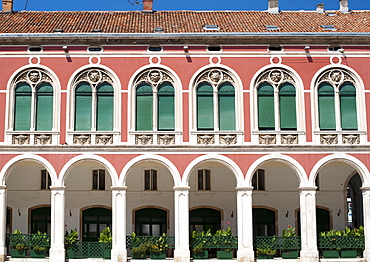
[144,169,158,190]
[40,170,51,190]
[197,169,211,190]
[252,169,265,191]
[92,169,105,190]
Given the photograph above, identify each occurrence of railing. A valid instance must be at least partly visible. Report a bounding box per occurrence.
[190,236,238,250]
[254,236,301,250]
[126,235,175,249]
[67,242,112,259]
[318,235,365,249]
[7,233,51,248]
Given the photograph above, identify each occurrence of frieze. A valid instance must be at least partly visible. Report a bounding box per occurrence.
[259,134,276,145]
[136,134,153,145]
[73,134,91,145]
[281,134,298,144]
[12,134,30,145]
[96,135,113,145]
[320,134,338,145]
[197,134,215,145]
[220,134,237,145]
[158,134,175,145]
[35,134,52,145]
[343,134,360,145]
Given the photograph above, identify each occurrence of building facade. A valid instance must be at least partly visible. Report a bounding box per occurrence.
[0,0,370,262]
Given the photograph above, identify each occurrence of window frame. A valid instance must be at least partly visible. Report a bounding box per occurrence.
[92,169,106,191]
[252,169,266,191]
[197,169,212,191]
[40,169,52,190]
[144,169,158,191]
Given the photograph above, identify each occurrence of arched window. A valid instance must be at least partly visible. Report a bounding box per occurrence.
[82,207,112,241]
[13,69,54,132]
[256,69,297,131]
[316,69,358,131]
[194,69,236,131]
[73,69,115,132]
[135,208,167,236]
[31,207,51,234]
[134,69,176,132]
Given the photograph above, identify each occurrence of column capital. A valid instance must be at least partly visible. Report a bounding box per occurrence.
[173,186,190,191]
[299,186,317,191]
[361,187,370,192]
[110,186,128,191]
[0,185,7,190]
[235,186,253,191]
[50,186,66,191]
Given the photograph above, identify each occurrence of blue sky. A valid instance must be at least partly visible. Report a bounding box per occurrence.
[12,0,369,12]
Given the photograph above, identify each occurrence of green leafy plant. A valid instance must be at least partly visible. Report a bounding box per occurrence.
[282,225,296,237]
[15,243,27,251]
[65,229,79,247]
[256,248,276,256]
[214,224,234,251]
[99,227,112,242]
[30,231,49,251]
[131,243,148,253]
[191,229,211,252]
[11,230,27,250]
[149,233,168,252]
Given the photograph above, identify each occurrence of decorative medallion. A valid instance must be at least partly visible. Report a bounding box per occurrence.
[269,70,283,84]
[197,134,215,145]
[28,70,41,84]
[317,68,355,88]
[158,134,175,145]
[343,134,360,145]
[96,135,113,145]
[220,134,237,145]
[320,134,338,145]
[281,134,298,144]
[74,68,114,87]
[135,69,174,89]
[73,134,91,145]
[88,70,102,83]
[12,134,30,145]
[256,68,295,87]
[35,134,52,145]
[14,69,53,87]
[195,68,234,88]
[136,134,153,145]
[259,134,276,145]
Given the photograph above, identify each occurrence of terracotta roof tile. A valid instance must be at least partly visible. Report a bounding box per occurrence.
[0,10,369,34]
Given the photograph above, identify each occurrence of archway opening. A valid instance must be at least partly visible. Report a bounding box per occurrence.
[82,207,112,241]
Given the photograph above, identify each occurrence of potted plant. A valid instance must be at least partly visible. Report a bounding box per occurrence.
[65,229,79,259]
[339,226,363,258]
[214,224,234,259]
[191,229,211,259]
[149,233,168,259]
[256,248,277,259]
[281,225,299,259]
[30,231,49,258]
[319,229,340,258]
[99,227,112,259]
[10,229,28,258]
[130,232,148,259]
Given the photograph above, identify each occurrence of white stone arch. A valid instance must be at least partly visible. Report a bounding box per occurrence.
[245,153,308,187]
[309,153,370,187]
[189,64,244,133]
[310,64,366,132]
[250,64,305,133]
[66,64,121,133]
[5,64,61,139]
[59,154,118,187]
[127,64,182,133]
[182,154,244,187]
[119,154,181,187]
[0,154,58,186]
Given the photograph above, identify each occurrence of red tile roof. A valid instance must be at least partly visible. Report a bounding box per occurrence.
[0,10,369,34]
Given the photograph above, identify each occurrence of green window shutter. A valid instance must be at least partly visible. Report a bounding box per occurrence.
[197,83,214,130]
[279,83,297,130]
[258,83,275,130]
[136,84,153,131]
[218,83,235,131]
[318,83,335,130]
[158,83,175,131]
[36,83,53,131]
[340,83,357,130]
[96,83,114,131]
[14,83,32,131]
[75,82,92,131]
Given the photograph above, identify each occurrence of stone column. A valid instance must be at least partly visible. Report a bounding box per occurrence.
[361,187,370,261]
[111,186,128,262]
[173,186,190,262]
[49,186,66,262]
[299,187,319,262]
[235,187,255,262]
[0,186,7,262]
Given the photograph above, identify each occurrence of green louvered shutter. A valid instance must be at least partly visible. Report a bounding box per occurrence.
[36,83,53,131]
[279,83,297,130]
[136,84,153,131]
[258,83,275,130]
[96,83,114,131]
[218,83,235,131]
[75,82,92,131]
[340,83,357,130]
[197,83,214,130]
[158,83,175,131]
[318,83,335,130]
[14,83,32,131]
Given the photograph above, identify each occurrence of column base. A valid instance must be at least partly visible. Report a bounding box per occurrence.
[363,249,370,262]
[300,249,319,262]
[0,246,6,262]
[49,247,65,262]
[111,248,127,262]
[237,248,255,262]
[174,249,190,262]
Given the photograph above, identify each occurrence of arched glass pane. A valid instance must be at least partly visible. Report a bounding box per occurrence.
[135,208,167,236]
[82,208,112,241]
[31,207,51,234]
[340,83,357,130]
[14,83,32,131]
[36,83,53,131]
[97,83,114,131]
[197,83,214,130]
[75,82,92,131]
[136,84,153,131]
[318,83,335,130]
[189,208,221,234]
[257,83,274,130]
[158,83,174,131]
[279,83,296,130]
[218,83,235,131]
